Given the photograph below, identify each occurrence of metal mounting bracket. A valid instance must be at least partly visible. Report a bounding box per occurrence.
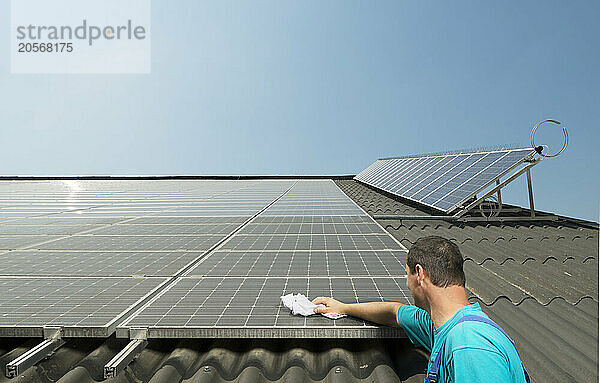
[453,158,543,221]
[5,327,65,378]
[103,328,148,378]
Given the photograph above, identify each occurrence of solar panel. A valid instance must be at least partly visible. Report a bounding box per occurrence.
[261,208,365,216]
[252,215,372,224]
[238,222,383,235]
[186,250,406,277]
[89,224,242,236]
[0,251,205,277]
[0,179,410,340]
[0,277,167,337]
[118,180,410,338]
[0,212,52,218]
[128,217,248,225]
[355,148,535,213]
[6,217,127,225]
[146,210,259,217]
[0,235,62,250]
[220,234,400,251]
[0,225,99,235]
[119,276,410,338]
[33,235,227,251]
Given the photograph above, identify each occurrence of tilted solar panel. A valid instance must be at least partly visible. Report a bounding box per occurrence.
[354,148,535,213]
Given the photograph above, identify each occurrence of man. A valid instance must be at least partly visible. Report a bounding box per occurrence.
[313,236,529,383]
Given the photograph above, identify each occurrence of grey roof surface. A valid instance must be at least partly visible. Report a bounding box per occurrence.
[0,337,428,383]
[0,178,597,382]
[336,179,599,383]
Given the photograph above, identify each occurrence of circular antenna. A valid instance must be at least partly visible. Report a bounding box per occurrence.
[530,119,568,158]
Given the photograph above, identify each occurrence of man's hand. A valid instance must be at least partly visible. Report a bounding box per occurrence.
[312,297,403,327]
[312,297,347,315]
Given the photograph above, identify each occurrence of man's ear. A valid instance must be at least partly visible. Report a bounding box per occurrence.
[415,264,425,284]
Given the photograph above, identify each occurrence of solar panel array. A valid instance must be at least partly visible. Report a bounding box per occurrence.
[119,180,410,338]
[355,148,534,212]
[0,179,409,339]
[0,180,292,336]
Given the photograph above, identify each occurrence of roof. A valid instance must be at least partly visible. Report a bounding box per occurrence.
[0,178,597,382]
[0,337,428,383]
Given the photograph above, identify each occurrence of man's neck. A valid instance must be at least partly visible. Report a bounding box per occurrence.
[426,285,471,329]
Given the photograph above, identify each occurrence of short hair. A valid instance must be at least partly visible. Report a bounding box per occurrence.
[407,236,466,287]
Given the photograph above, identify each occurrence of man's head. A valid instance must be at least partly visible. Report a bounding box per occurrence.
[405,236,466,309]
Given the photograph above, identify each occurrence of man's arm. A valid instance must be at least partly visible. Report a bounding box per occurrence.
[312,297,403,327]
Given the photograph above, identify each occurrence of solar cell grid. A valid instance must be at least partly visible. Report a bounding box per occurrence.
[238,222,383,235]
[407,155,466,199]
[0,235,62,250]
[252,215,372,224]
[371,158,414,189]
[90,224,241,236]
[0,251,205,277]
[261,208,364,216]
[264,202,358,206]
[121,276,410,337]
[33,235,226,251]
[420,154,490,205]
[440,150,535,209]
[50,211,156,217]
[388,157,434,192]
[146,210,258,217]
[0,207,74,213]
[0,225,99,235]
[426,152,505,201]
[378,158,412,187]
[394,156,448,194]
[0,277,167,336]
[90,205,175,210]
[168,205,266,210]
[0,179,409,340]
[186,250,407,277]
[220,234,399,251]
[265,206,359,211]
[128,216,249,225]
[0,212,51,218]
[4,217,127,225]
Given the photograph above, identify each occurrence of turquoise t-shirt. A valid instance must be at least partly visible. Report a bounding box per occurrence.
[397,302,528,383]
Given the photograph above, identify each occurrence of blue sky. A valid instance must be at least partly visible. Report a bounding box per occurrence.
[1,1,598,221]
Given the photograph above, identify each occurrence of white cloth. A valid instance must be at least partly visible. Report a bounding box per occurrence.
[280,293,346,320]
